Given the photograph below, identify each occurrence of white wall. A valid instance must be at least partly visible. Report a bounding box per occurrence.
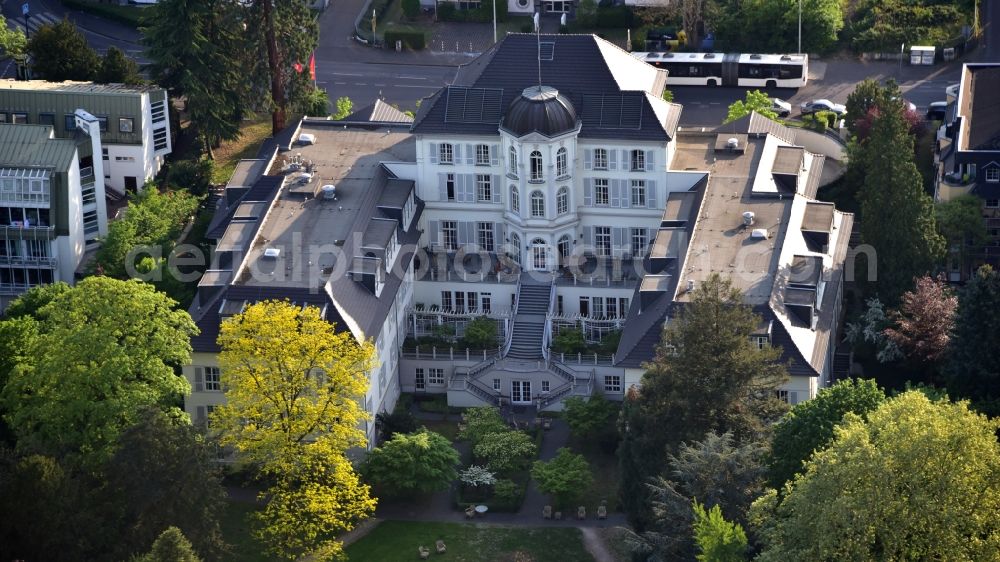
[104,144,149,193]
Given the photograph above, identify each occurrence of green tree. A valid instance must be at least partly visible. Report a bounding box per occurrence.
[937,194,988,266]
[1,278,196,468]
[362,430,459,497]
[551,327,587,354]
[724,89,778,124]
[474,430,537,474]
[332,96,354,119]
[857,82,944,304]
[165,158,214,196]
[2,281,72,319]
[27,19,99,81]
[212,300,377,560]
[103,409,226,560]
[767,378,886,488]
[142,0,247,158]
[401,0,419,18]
[714,0,843,54]
[619,274,788,529]
[692,501,748,562]
[844,78,882,137]
[562,392,618,441]
[97,46,143,85]
[628,432,766,559]
[298,87,329,117]
[947,266,1000,416]
[458,407,508,445]
[883,275,956,371]
[753,391,1000,561]
[531,447,592,509]
[137,527,202,562]
[0,16,26,58]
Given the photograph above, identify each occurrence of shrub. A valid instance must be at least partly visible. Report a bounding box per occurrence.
[384,29,426,50]
[298,87,330,117]
[531,448,592,510]
[165,158,213,196]
[576,0,597,27]
[552,328,587,355]
[559,24,569,34]
[461,316,498,350]
[375,410,418,440]
[437,2,457,20]
[402,0,420,19]
[363,430,460,497]
[459,407,508,445]
[492,478,523,510]
[520,22,533,33]
[474,431,538,474]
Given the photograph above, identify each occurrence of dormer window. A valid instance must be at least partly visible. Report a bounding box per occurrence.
[439,143,454,164]
[986,167,1000,183]
[754,336,769,350]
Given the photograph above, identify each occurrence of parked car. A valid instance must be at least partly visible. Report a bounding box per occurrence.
[800,99,847,116]
[926,101,948,121]
[771,98,792,117]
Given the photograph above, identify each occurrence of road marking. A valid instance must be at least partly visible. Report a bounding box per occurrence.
[395,84,441,89]
[709,102,721,105]
[398,75,429,80]
[334,81,347,85]
[330,72,364,77]
[374,83,387,86]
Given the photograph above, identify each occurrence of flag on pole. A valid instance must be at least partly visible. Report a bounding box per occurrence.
[309,52,316,81]
[533,12,539,32]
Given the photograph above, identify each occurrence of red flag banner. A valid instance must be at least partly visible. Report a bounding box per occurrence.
[309,53,316,81]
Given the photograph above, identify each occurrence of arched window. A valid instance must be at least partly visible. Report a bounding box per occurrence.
[508,146,517,174]
[510,233,521,264]
[556,187,568,215]
[558,235,571,260]
[530,150,543,181]
[531,238,548,270]
[530,191,545,217]
[556,148,568,177]
[510,185,520,214]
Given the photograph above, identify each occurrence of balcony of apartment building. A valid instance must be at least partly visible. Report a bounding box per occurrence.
[415,247,520,284]
[0,207,56,241]
[552,253,643,288]
[0,169,51,205]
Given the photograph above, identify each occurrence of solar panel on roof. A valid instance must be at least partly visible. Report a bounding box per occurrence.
[581,93,644,129]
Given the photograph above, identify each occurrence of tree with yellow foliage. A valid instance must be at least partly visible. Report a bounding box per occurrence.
[212,300,377,560]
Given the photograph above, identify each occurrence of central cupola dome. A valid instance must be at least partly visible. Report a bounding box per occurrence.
[501,85,578,138]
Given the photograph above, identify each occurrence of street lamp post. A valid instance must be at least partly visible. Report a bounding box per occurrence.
[493,0,497,44]
[798,0,802,54]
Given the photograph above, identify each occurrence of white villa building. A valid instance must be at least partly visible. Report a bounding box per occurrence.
[183,34,853,443]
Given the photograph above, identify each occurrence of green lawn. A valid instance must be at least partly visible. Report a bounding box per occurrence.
[421,418,461,442]
[210,118,274,184]
[569,437,621,513]
[220,502,277,562]
[344,520,594,562]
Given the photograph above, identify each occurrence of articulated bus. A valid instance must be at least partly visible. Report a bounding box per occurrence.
[631,52,809,88]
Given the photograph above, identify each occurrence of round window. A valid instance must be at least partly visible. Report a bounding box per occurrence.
[517,0,529,7]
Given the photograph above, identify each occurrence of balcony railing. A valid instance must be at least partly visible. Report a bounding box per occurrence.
[0,224,57,240]
[0,255,57,267]
[79,166,94,180]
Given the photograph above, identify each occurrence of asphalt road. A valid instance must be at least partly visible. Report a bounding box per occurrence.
[314,60,456,110]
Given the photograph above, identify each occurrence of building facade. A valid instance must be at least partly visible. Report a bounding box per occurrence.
[182,35,854,441]
[0,111,108,309]
[934,63,1000,281]
[0,80,171,194]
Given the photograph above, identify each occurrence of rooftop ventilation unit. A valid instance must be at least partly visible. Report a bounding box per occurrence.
[727,137,739,151]
[263,248,281,259]
[750,228,769,240]
[298,133,316,145]
[742,211,755,226]
[687,279,695,292]
[321,184,336,199]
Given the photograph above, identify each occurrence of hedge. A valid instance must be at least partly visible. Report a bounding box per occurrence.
[61,0,147,27]
[384,29,427,50]
[595,5,633,28]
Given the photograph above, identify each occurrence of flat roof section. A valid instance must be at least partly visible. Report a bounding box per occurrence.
[662,191,697,223]
[0,79,164,95]
[379,178,414,209]
[801,201,835,232]
[233,201,267,221]
[217,221,257,253]
[239,127,415,289]
[671,135,792,305]
[772,146,804,176]
[362,218,397,250]
[650,228,687,259]
[640,274,673,293]
[228,159,269,189]
[789,255,823,287]
[959,65,1000,151]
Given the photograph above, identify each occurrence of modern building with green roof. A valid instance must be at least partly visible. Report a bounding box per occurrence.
[0,111,108,309]
[0,80,171,193]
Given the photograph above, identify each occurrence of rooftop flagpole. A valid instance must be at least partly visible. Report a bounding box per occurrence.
[534,12,541,88]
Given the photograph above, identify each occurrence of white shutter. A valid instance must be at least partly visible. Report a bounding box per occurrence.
[584,149,592,170]
[610,180,621,208]
[492,175,501,202]
[490,144,500,166]
[609,149,618,171]
[429,143,438,164]
[583,226,594,247]
[196,406,206,424]
[622,150,630,171]
[466,144,475,165]
[621,180,631,208]
[429,220,440,247]
[194,367,204,392]
[455,143,463,164]
[613,227,625,254]
[647,180,657,209]
[584,178,593,206]
[645,150,655,172]
[438,173,447,200]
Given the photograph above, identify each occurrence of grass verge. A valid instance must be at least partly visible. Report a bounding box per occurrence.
[211,118,274,184]
[220,502,276,562]
[344,520,594,561]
